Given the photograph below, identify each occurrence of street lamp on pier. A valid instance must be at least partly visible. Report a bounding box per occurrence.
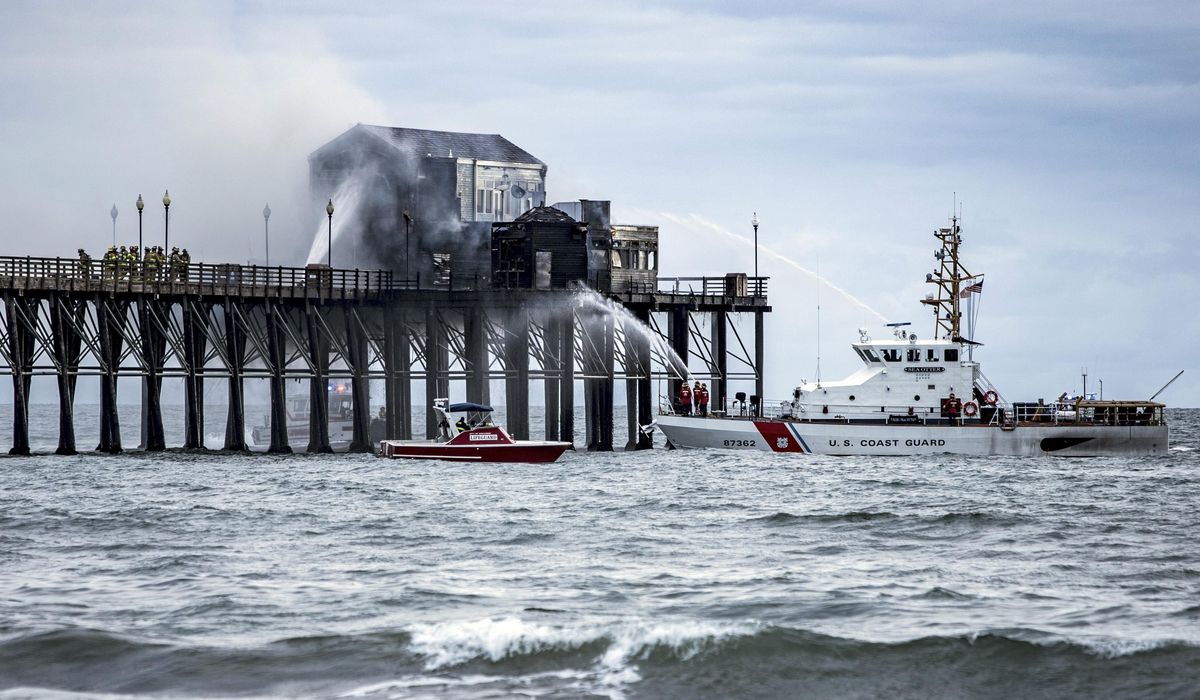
[751,212,759,282]
[162,190,172,251]
[326,198,335,267]
[263,203,271,267]
[135,195,144,252]
[110,204,118,246]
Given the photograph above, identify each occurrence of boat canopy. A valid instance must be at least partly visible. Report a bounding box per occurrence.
[447,402,494,413]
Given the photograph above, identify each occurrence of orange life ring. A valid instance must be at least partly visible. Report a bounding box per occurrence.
[963,401,979,417]
[983,390,998,406]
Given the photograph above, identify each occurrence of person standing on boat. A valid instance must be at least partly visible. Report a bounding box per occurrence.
[946,393,961,425]
[679,382,692,416]
[698,383,710,416]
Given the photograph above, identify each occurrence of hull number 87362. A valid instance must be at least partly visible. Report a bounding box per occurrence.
[723,439,757,447]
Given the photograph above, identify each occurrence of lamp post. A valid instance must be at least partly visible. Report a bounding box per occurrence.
[326,198,334,267]
[751,212,759,281]
[110,204,118,246]
[263,203,271,267]
[135,194,144,252]
[162,190,171,251]
[403,210,412,282]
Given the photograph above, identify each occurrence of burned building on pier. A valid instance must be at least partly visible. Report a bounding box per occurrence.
[309,124,548,277]
[311,124,660,295]
[490,200,659,293]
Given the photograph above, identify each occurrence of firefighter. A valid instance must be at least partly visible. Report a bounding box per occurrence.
[102,246,116,279]
[180,248,192,281]
[118,246,131,279]
[77,248,92,279]
[679,381,692,416]
[144,246,159,281]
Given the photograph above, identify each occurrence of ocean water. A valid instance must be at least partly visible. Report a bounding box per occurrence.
[0,405,1198,699]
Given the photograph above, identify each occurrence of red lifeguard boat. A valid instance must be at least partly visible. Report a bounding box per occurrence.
[378,399,572,463]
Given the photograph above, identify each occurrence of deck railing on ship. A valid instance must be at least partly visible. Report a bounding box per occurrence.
[661,396,1164,427]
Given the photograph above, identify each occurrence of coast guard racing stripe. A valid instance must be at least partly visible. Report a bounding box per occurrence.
[753,421,808,453]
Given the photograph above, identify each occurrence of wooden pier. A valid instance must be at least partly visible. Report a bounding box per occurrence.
[0,256,769,454]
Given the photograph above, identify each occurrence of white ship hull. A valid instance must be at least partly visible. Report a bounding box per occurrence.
[656,415,1168,457]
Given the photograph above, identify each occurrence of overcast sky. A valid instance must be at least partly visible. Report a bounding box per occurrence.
[1,0,1197,405]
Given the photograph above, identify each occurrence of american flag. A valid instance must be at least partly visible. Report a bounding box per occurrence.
[959,280,984,298]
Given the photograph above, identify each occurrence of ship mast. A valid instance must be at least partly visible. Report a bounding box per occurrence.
[921,214,980,341]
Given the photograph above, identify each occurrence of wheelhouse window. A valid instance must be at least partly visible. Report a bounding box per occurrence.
[864,348,881,363]
[927,349,937,362]
[907,348,921,362]
[854,347,869,362]
[944,348,959,362]
[882,348,901,362]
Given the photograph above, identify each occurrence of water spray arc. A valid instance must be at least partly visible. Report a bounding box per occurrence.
[656,212,889,325]
[573,288,691,383]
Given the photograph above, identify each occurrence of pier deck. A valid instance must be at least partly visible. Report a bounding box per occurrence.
[0,255,769,455]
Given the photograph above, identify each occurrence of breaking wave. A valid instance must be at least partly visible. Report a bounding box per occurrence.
[3,622,1198,699]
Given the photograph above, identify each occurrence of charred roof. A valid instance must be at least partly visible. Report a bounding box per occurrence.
[355,124,544,165]
[513,206,577,224]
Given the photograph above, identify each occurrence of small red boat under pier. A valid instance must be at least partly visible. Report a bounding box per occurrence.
[378,400,572,463]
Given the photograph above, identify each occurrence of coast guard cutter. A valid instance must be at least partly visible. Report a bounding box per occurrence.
[654,216,1169,456]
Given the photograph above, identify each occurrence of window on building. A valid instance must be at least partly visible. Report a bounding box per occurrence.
[945,348,959,362]
[611,250,624,268]
[476,190,486,214]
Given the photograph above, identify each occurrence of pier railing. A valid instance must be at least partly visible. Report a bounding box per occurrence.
[653,276,768,298]
[0,256,771,304]
[0,255,395,300]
